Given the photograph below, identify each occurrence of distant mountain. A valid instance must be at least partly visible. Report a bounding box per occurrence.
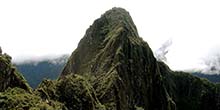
[192,72,220,83]
[15,55,68,88]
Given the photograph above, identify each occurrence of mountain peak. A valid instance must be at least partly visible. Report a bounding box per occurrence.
[101,7,136,27]
[61,7,146,76]
[101,7,139,37]
[102,7,129,21]
[82,7,138,45]
[60,8,174,109]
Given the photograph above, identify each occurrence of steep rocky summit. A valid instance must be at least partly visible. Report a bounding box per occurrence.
[60,7,175,110]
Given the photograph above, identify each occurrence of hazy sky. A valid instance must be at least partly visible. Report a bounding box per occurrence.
[1,0,220,71]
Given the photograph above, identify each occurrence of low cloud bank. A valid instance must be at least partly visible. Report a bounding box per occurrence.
[13,54,69,65]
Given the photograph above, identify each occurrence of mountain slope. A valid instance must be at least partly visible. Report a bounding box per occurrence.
[0,51,31,92]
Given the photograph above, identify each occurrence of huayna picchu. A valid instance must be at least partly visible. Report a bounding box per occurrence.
[0,7,220,110]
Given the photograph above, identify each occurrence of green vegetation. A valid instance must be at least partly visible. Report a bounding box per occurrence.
[36,74,106,110]
[0,87,65,110]
[0,52,66,109]
[0,53,31,92]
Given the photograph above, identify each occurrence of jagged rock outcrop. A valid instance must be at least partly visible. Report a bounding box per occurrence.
[0,49,31,92]
[60,7,175,110]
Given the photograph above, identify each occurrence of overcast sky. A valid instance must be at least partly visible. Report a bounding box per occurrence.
[0,0,220,71]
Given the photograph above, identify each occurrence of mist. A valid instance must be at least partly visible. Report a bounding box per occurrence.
[155,39,220,74]
[199,47,220,74]
[13,54,69,65]
[155,39,172,62]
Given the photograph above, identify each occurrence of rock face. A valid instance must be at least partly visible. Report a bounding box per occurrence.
[0,50,31,92]
[61,7,175,110]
